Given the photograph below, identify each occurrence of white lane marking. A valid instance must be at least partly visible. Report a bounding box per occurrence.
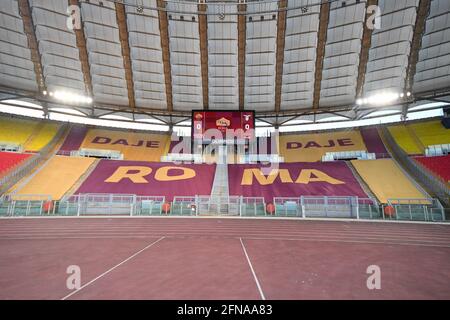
[240,237,265,300]
[61,236,165,300]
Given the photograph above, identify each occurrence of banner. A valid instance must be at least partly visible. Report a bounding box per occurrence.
[279,131,367,162]
[228,162,368,202]
[76,160,216,201]
[80,129,170,161]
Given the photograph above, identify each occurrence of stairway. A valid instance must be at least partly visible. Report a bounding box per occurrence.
[201,146,237,215]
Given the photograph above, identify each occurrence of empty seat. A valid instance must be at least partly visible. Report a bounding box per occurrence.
[0,152,32,175]
[415,155,450,182]
[14,156,96,200]
[351,159,427,203]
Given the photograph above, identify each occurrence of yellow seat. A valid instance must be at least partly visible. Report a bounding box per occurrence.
[24,123,60,151]
[409,120,450,147]
[387,125,423,155]
[351,159,427,204]
[0,117,37,146]
[14,156,96,200]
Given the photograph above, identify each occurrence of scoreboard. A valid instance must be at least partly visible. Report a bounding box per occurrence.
[192,110,255,141]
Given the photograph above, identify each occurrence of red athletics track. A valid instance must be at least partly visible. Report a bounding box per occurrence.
[0,217,449,300]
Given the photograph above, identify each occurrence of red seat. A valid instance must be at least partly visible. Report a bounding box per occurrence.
[415,155,450,182]
[0,152,32,175]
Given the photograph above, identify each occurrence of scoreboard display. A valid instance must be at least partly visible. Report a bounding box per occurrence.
[192,110,255,140]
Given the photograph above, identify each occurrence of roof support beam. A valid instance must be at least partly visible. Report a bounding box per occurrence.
[356,0,378,99]
[115,2,136,110]
[238,1,247,110]
[198,3,208,110]
[69,0,93,99]
[405,0,431,95]
[312,1,330,110]
[157,0,173,112]
[18,0,46,93]
[274,0,287,113]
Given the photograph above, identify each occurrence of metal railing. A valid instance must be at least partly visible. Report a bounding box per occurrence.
[301,196,359,218]
[385,198,445,222]
[172,196,197,216]
[240,197,266,216]
[197,195,240,215]
[273,197,302,217]
[0,193,446,222]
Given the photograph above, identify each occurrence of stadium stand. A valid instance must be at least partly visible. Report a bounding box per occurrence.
[23,122,60,152]
[360,127,388,155]
[58,125,88,154]
[13,156,96,200]
[0,116,60,152]
[228,162,369,201]
[409,120,450,147]
[351,159,427,203]
[415,155,450,183]
[0,152,31,176]
[387,125,423,155]
[388,120,450,155]
[279,131,367,162]
[80,128,170,161]
[0,117,37,146]
[75,160,217,201]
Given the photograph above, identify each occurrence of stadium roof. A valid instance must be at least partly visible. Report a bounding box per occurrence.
[0,0,449,127]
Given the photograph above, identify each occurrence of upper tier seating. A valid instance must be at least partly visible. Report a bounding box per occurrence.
[351,159,428,203]
[415,155,450,183]
[279,130,368,162]
[0,152,31,176]
[0,116,60,152]
[75,160,216,201]
[80,128,170,161]
[388,120,450,155]
[410,120,450,148]
[23,122,60,151]
[13,156,96,200]
[228,162,369,201]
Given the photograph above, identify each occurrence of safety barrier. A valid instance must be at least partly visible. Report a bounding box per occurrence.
[172,196,197,215]
[0,193,445,222]
[384,198,445,222]
[274,196,379,219]
[240,197,266,216]
[197,195,240,216]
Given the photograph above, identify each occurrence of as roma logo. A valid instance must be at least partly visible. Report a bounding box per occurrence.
[216,117,231,127]
[244,114,251,122]
[195,113,203,120]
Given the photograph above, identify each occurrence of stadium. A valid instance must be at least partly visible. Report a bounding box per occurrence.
[0,0,449,301]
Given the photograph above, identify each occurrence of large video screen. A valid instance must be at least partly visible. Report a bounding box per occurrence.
[191,110,255,140]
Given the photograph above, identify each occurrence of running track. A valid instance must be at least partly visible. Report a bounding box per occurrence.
[0,217,449,300]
